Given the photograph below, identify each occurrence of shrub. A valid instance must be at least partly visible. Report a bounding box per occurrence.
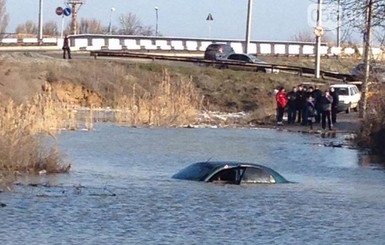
[357,84,385,155]
[0,92,71,190]
[115,69,203,126]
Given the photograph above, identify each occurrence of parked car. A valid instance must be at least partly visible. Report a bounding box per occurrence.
[225,53,279,73]
[351,63,385,83]
[330,84,361,113]
[204,44,235,60]
[172,161,289,185]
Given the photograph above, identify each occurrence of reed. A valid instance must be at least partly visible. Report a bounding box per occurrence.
[357,84,385,155]
[115,69,203,126]
[0,90,72,190]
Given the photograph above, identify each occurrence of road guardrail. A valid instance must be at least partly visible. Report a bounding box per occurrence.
[90,50,357,83]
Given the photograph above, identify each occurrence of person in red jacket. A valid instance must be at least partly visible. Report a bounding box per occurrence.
[276,86,288,125]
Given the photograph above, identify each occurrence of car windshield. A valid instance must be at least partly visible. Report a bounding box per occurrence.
[172,162,216,181]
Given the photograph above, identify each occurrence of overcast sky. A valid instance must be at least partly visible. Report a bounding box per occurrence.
[5,0,360,43]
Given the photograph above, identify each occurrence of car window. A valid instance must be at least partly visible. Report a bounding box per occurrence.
[172,162,215,181]
[209,169,238,184]
[350,87,355,95]
[239,55,249,62]
[241,167,275,184]
[227,54,237,60]
[334,87,349,95]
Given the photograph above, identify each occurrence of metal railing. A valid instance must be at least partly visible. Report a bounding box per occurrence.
[90,50,357,82]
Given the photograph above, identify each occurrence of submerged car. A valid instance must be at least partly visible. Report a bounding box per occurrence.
[172,161,289,184]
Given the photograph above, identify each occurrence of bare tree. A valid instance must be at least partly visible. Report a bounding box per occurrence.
[291,30,316,42]
[323,0,385,32]
[43,21,59,36]
[0,0,9,36]
[78,18,104,34]
[291,29,334,45]
[118,12,154,36]
[15,20,38,35]
[323,0,385,119]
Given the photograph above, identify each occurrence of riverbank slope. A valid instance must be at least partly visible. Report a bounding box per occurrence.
[0,51,360,129]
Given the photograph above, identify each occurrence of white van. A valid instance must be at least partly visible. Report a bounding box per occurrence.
[330,84,361,113]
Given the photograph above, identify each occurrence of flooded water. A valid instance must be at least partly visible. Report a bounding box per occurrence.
[1,124,385,244]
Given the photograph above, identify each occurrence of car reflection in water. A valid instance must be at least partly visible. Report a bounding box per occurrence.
[172,161,289,185]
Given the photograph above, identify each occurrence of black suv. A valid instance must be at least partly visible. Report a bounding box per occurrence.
[204,44,235,60]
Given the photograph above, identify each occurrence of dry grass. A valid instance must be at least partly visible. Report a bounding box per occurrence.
[0,90,72,190]
[114,69,203,126]
[357,83,385,155]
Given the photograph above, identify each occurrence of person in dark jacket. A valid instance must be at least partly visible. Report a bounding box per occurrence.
[329,87,339,124]
[305,95,316,130]
[62,34,71,59]
[286,86,297,124]
[275,87,288,125]
[312,85,323,123]
[320,90,333,130]
[300,86,309,125]
[302,86,314,125]
[295,84,305,124]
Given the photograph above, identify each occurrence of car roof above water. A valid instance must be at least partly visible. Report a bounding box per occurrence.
[172,161,288,184]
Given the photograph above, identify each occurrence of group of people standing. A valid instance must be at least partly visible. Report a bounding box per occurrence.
[275,84,339,130]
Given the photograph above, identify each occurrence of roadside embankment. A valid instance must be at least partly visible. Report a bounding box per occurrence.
[2,51,384,167]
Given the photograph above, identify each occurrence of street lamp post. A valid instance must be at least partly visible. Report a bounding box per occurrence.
[38,0,43,45]
[155,7,159,36]
[109,7,115,35]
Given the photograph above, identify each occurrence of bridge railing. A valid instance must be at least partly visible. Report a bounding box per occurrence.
[90,50,357,83]
[0,34,384,60]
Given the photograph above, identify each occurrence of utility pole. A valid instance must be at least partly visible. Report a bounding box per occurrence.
[38,0,43,45]
[155,7,159,36]
[67,0,84,35]
[359,0,373,119]
[336,0,341,48]
[244,0,253,53]
[315,0,323,79]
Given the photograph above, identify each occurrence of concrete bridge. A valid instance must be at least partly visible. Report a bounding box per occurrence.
[0,34,383,59]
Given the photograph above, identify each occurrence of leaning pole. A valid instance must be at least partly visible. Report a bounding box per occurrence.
[359,0,373,119]
[245,0,253,53]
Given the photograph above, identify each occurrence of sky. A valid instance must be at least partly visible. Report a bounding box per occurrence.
[5,0,349,42]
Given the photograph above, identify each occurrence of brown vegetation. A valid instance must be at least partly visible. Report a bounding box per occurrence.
[0,52,357,124]
[1,52,374,189]
[0,92,72,190]
[356,83,385,155]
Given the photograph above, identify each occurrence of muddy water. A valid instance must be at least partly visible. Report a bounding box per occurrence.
[1,124,385,244]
